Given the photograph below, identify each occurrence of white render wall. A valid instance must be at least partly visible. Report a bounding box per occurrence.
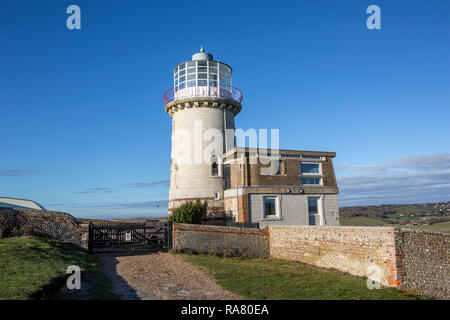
[249,194,339,228]
[169,107,235,201]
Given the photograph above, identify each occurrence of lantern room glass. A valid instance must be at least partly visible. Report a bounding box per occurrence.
[173,61,232,92]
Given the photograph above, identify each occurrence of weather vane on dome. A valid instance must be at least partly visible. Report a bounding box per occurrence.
[200,45,204,52]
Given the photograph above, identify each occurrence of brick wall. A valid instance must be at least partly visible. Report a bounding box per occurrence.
[269,226,399,287]
[172,223,269,258]
[395,229,450,299]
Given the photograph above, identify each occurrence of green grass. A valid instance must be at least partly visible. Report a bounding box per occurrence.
[0,237,118,300]
[182,254,428,300]
[340,216,388,226]
[408,221,450,233]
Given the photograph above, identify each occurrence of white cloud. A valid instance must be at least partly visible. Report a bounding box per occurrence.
[337,153,450,206]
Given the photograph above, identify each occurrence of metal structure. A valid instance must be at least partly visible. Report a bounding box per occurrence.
[163,46,243,105]
[88,221,172,253]
[163,84,243,104]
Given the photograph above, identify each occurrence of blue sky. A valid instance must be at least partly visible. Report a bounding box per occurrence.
[1,0,449,218]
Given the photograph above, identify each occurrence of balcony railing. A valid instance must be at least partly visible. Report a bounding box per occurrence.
[164,84,243,105]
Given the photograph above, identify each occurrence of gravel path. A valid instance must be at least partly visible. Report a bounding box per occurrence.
[96,252,240,300]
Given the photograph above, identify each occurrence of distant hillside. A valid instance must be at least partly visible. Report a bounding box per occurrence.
[340,201,450,232]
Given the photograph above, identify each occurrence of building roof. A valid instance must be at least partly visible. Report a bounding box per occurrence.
[223,147,336,159]
[0,197,45,210]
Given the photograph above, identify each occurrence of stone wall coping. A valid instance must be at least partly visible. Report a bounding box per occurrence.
[268,225,398,231]
[397,227,450,237]
[173,223,269,236]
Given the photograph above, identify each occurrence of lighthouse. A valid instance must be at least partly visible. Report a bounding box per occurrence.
[163,48,340,227]
[164,47,243,215]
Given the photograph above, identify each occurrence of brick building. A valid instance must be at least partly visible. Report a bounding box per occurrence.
[222,147,339,227]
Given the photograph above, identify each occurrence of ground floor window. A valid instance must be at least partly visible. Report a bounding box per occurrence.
[308,197,320,225]
[308,197,319,214]
[263,196,277,218]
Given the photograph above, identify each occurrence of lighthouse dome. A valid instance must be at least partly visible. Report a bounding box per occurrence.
[192,46,213,61]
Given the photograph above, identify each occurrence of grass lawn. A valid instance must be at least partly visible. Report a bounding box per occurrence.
[0,237,118,300]
[409,221,450,233]
[182,254,428,300]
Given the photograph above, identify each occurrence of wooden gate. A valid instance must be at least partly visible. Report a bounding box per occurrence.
[88,221,172,253]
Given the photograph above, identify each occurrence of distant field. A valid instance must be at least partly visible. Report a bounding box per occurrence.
[340,217,450,233]
[340,216,389,226]
[408,221,450,233]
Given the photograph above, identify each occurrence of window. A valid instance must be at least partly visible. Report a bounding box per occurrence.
[214,192,221,200]
[300,162,320,174]
[263,197,277,217]
[224,165,231,189]
[173,61,232,93]
[301,177,321,185]
[211,162,218,176]
[308,197,319,215]
[300,162,322,185]
[308,197,321,226]
[302,155,321,160]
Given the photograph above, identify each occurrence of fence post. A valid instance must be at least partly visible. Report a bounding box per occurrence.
[167,221,173,251]
[88,222,93,253]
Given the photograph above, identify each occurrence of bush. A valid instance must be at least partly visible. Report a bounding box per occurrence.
[168,200,207,224]
[0,215,33,238]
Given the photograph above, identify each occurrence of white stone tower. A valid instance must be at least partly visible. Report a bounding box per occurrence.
[164,47,243,214]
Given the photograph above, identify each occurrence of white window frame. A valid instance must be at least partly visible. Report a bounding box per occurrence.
[300,161,323,186]
[262,195,281,220]
[306,196,324,226]
[300,162,322,175]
